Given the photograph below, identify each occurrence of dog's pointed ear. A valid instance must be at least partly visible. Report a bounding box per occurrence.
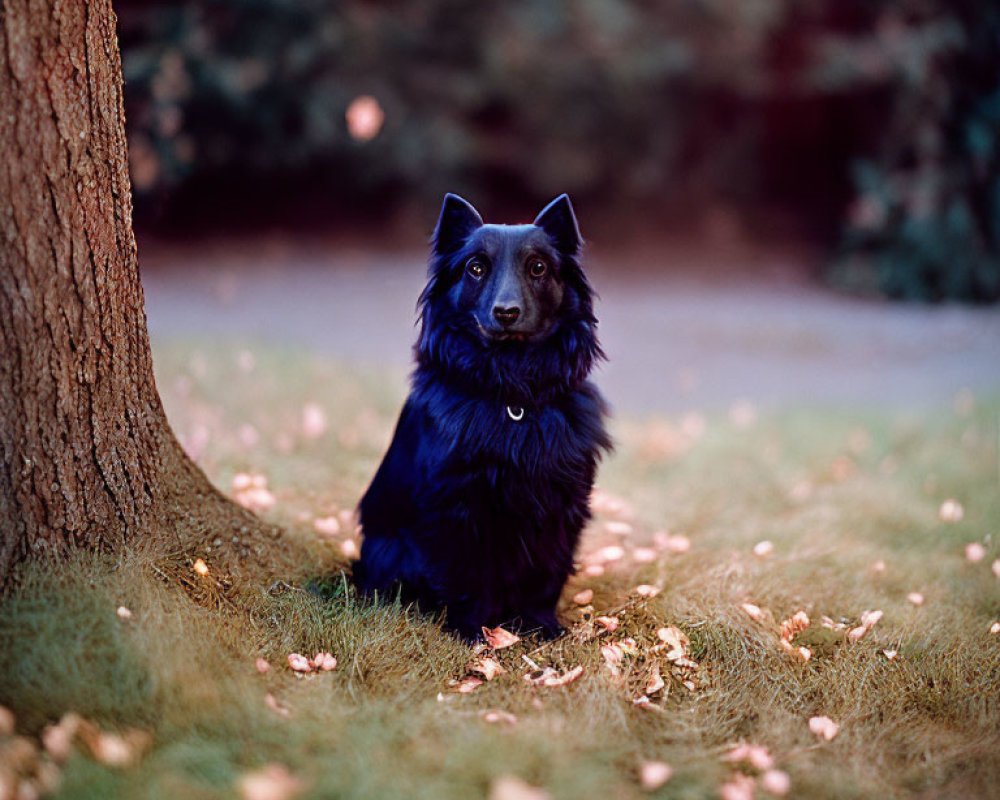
[433,194,483,255]
[534,194,581,254]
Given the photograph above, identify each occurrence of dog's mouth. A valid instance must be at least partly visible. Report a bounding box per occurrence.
[475,320,535,344]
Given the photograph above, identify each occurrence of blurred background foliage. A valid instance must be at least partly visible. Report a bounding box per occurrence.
[118,0,1000,302]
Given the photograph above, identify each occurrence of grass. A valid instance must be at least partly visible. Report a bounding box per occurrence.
[1,341,999,799]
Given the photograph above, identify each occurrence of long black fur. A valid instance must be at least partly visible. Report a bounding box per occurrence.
[353,194,611,641]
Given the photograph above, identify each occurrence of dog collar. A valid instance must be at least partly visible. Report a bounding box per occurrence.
[506,405,525,422]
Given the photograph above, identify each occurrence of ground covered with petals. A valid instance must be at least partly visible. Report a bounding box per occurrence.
[1,345,998,800]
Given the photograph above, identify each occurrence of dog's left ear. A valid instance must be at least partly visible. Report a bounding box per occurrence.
[534,194,581,254]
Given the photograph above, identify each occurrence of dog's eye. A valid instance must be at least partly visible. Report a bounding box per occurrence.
[465,258,487,280]
[527,258,548,279]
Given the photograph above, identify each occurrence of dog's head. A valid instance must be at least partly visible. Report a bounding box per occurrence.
[417,194,602,400]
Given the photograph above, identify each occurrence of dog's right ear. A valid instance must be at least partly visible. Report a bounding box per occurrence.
[432,194,483,255]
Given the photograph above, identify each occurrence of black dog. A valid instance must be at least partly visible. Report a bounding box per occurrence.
[353,194,611,641]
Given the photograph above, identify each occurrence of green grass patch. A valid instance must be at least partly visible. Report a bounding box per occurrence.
[2,341,998,799]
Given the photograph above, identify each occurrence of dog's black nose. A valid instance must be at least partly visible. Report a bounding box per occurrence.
[493,306,520,326]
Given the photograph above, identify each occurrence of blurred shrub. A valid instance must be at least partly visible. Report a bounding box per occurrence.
[824,1,1000,302]
[119,0,767,220]
[119,0,999,301]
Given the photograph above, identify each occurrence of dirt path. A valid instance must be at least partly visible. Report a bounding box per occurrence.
[140,237,1000,416]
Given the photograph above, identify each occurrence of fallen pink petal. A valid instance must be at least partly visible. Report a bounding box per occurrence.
[572,588,594,605]
[237,763,304,800]
[481,710,519,724]
[719,773,755,800]
[638,760,673,791]
[965,542,986,562]
[286,653,313,673]
[312,652,337,671]
[938,499,964,522]
[753,540,774,557]
[761,769,791,796]
[482,626,521,649]
[809,716,840,741]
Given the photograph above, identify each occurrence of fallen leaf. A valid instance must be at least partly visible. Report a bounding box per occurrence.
[238,763,304,800]
[91,730,150,768]
[740,603,764,622]
[808,715,839,741]
[482,626,521,650]
[847,626,867,643]
[523,665,583,688]
[235,484,276,512]
[42,713,82,761]
[255,658,271,674]
[656,626,690,660]
[753,540,774,557]
[192,558,209,576]
[939,499,964,522]
[313,516,341,536]
[488,775,551,800]
[660,534,691,553]
[116,606,132,620]
[605,521,633,535]
[340,539,360,559]
[638,760,673,791]
[990,621,1000,635]
[453,677,484,693]
[286,653,312,673]
[312,652,337,671]
[618,637,639,655]
[572,589,594,605]
[594,616,620,633]
[907,592,925,606]
[590,488,628,515]
[591,545,625,563]
[726,743,774,771]
[673,655,700,671]
[301,403,327,438]
[468,657,505,681]
[719,773,755,800]
[481,710,518,724]
[761,769,791,796]
[798,647,812,662]
[645,662,665,696]
[965,543,986,563]
[860,609,883,629]
[232,473,255,491]
[779,611,810,641]
[601,643,624,666]
[882,649,898,660]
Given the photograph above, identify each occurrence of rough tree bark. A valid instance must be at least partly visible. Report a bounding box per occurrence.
[0,0,277,585]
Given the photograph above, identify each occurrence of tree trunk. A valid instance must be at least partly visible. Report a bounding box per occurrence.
[0,0,278,586]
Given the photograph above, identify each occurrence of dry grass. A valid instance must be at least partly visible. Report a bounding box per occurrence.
[1,342,998,799]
